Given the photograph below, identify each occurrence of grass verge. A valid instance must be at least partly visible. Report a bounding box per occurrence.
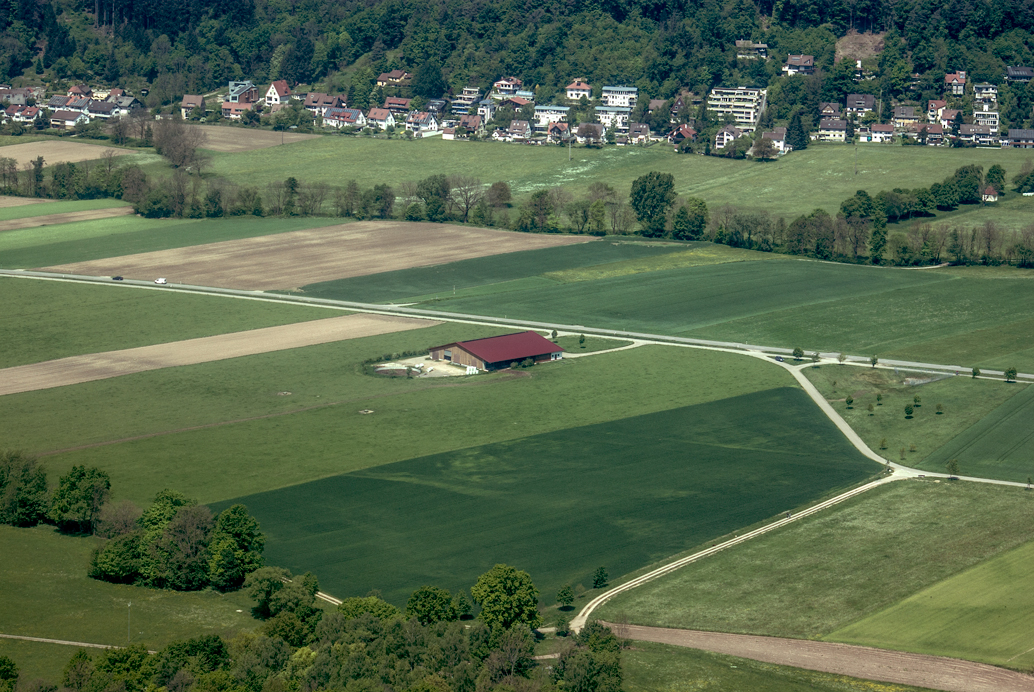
[0,198,131,222]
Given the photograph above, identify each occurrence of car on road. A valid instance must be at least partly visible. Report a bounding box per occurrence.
[112,276,123,281]
[775,356,784,362]
[154,277,168,285]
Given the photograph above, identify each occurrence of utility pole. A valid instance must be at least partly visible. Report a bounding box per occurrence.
[127,602,131,643]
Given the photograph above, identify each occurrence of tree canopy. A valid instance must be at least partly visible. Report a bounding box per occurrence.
[470,563,542,630]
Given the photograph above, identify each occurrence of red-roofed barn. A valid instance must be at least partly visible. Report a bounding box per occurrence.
[429,332,564,371]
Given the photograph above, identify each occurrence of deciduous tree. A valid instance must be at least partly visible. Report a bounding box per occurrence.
[629,172,676,237]
[49,465,110,533]
[471,564,541,629]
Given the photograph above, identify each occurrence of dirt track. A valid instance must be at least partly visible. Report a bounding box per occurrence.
[0,206,134,232]
[0,313,437,396]
[43,221,594,290]
[197,125,321,152]
[0,141,126,167]
[607,623,1034,692]
[0,196,45,208]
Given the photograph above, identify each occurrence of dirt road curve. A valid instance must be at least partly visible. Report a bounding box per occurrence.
[0,206,134,232]
[43,221,593,290]
[0,313,437,396]
[606,623,1034,692]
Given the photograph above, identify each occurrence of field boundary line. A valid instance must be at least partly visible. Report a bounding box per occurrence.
[0,632,155,653]
[569,475,897,632]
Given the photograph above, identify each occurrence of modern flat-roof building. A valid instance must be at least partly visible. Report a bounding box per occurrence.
[707,86,767,132]
[601,86,638,108]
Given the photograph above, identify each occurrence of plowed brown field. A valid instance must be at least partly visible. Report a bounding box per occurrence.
[197,125,320,152]
[0,141,126,167]
[0,206,134,232]
[43,221,594,290]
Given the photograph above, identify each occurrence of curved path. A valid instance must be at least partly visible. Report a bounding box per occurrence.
[605,624,1034,692]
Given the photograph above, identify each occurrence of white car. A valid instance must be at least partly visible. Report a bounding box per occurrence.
[154,278,168,285]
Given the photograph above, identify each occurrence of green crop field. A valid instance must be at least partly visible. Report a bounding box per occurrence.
[918,384,1034,483]
[553,334,633,353]
[829,539,1034,669]
[0,216,345,269]
[25,343,794,505]
[802,365,1026,476]
[203,135,1034,224]
[0,277,335,368]
[0,198,130,222]
[623,641,932,692]
[595,482,1034,640]
[212,387,878,605]
[0,525,257,652]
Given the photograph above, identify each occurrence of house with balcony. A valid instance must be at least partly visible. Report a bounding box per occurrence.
[601,86,638,108]
[974,83,998,103]
[944,71,966,96]
[595,105,631,131]
[735,40,768,60]
[815,118,848,142]
[783,55,814,75]
[707,86,767,132]
[715,124,743,149]
[533,104,569,130]
[973,104,999,134]
[566,79,592,101]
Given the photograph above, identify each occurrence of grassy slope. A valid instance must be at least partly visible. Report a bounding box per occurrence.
[0,198,130,221]
[801,364,1025,476]
[0,525,256,649]
[595,482,1034,640]
[26,343,794,505]
[553,335,633,352]
[0,216,346,269]
[212,388,878,604]
[204,136,1034,225]
[919,383,1034,482]
[623,641,934,692]
[829,539,1034,670]
[0,277,335,368]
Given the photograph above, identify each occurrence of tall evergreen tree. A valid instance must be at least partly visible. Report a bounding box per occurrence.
[787,110,808,150]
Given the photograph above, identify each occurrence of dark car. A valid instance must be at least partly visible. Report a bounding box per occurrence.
[112,276,124,281]
[775,356,784,362]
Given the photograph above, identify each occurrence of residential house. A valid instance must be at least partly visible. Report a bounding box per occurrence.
[974,83,998,103]
[1003,129,1034,148]
[500,96,532,111]
[958,123,994,146]
[47,95,71,110]
[982,186,998,203]
[226,81,258,103]
[452,87,481,113]
[366,108,396,130]
[845,93,876,115]
[265,80,291,109]
[515,89,536,101]
[181,95,205,119]
[50,109,88,129]
[892,106,920,129]
[940,108,961,128]
[819,102,841,118]
[627,122,651,143]
[669,92,702,122]
[111,95,142,116]
[221,101,255,120]
[927,99,947,123]
[600,86,638,108]
[476,99,496,121]
[384,97,412,115]
[565,79,592,101]
[492,77,522,98]
[459,114,483,134]
[1006,66,1033,83]
[667,124,697,144]
[405,111,438,133]
[5,105,39,123]
[303,93,345,117]
[735,40,768,60]
[105,88,125,101]
[815,118,848,142]
[914,122,944,145]
[944,71,966,96]
[546,122,569,143]
[859,123,894,142]
[87,101,117,119]
[533,104,569,130]
[441,127,457,140]
[714,124,743,149]
[707,86,767,132]
[67,97,92,113]
[505,119,531,141]
[425,99,448,117]
[973,104,999,133]
[575,122,604,144]
[376,69,411,87]
[323,107,366,129]
[648,99,667,113]
[595,105,631,131]
[783,55,815,75]
[760,126,790,154]
[68,85,93,98]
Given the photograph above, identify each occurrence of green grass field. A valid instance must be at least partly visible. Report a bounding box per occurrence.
[801,365,1026,476]
[553,335,633,353]
[0,277,335,367]
[0,216,346,269]
[919,384,1034,483]
[0,198,130,222]
[623,641,933,692]
[829,539,1034,669]
[595,482,1034,640]
[25,342,795,506]
[0,525,256,651]
[212,387,878,604]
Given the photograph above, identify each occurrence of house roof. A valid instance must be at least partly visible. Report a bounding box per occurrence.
[47,95,71,108]
[459,114,482,128]
[984,186,997,195]
[182,95,204,108]
[325,107,364,122]
[1008,129,1034,138]
[508,119,530,132]
[872,124,894,132]
[820,118,847,130]
[763,126,787,140]
[367,108,392,120]
[602,85,638,93]
[845,94,875,108]
[941,109,961,121]
[385,97,411,107]
[503,96,531,107]
[433,332,563,365]
[717,124,742,136]
[928,99,947,109]
[566,79,591,90]
[819,102,841,112]
[669,124,697,139]
[629,123,650,135]
[88,101,116,113]
[960,124,991,134]
[51,109,84,121]
[406,111,434,123]
[648,99,667,111]
[68,85,92,96]
[785,54,814,67]
[548,122,568,132]
[378,69,410,81]
[268,80,290,97]
[945,72,966,84]
[1007,66,1033,78]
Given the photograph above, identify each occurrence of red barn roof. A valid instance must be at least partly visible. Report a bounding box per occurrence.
[433,331,564,365]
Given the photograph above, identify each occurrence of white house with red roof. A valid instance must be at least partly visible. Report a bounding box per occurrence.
[565,79,592,100]
[927,99,947,122]
[429,332,563,371]
[366,108,395,130]
[264,80,291,108]
[945,71,966,96]
[492,77,523,98]
[323,107,366,129]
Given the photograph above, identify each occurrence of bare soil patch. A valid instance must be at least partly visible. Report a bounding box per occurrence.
[0,313,438,396]
[607,623,1034,692]
[0,141,127,167]
[0,196,45,209]
[43,221,595,290]
[197,125,321,152]
[0,207,134,232]
[836,30,886,62]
